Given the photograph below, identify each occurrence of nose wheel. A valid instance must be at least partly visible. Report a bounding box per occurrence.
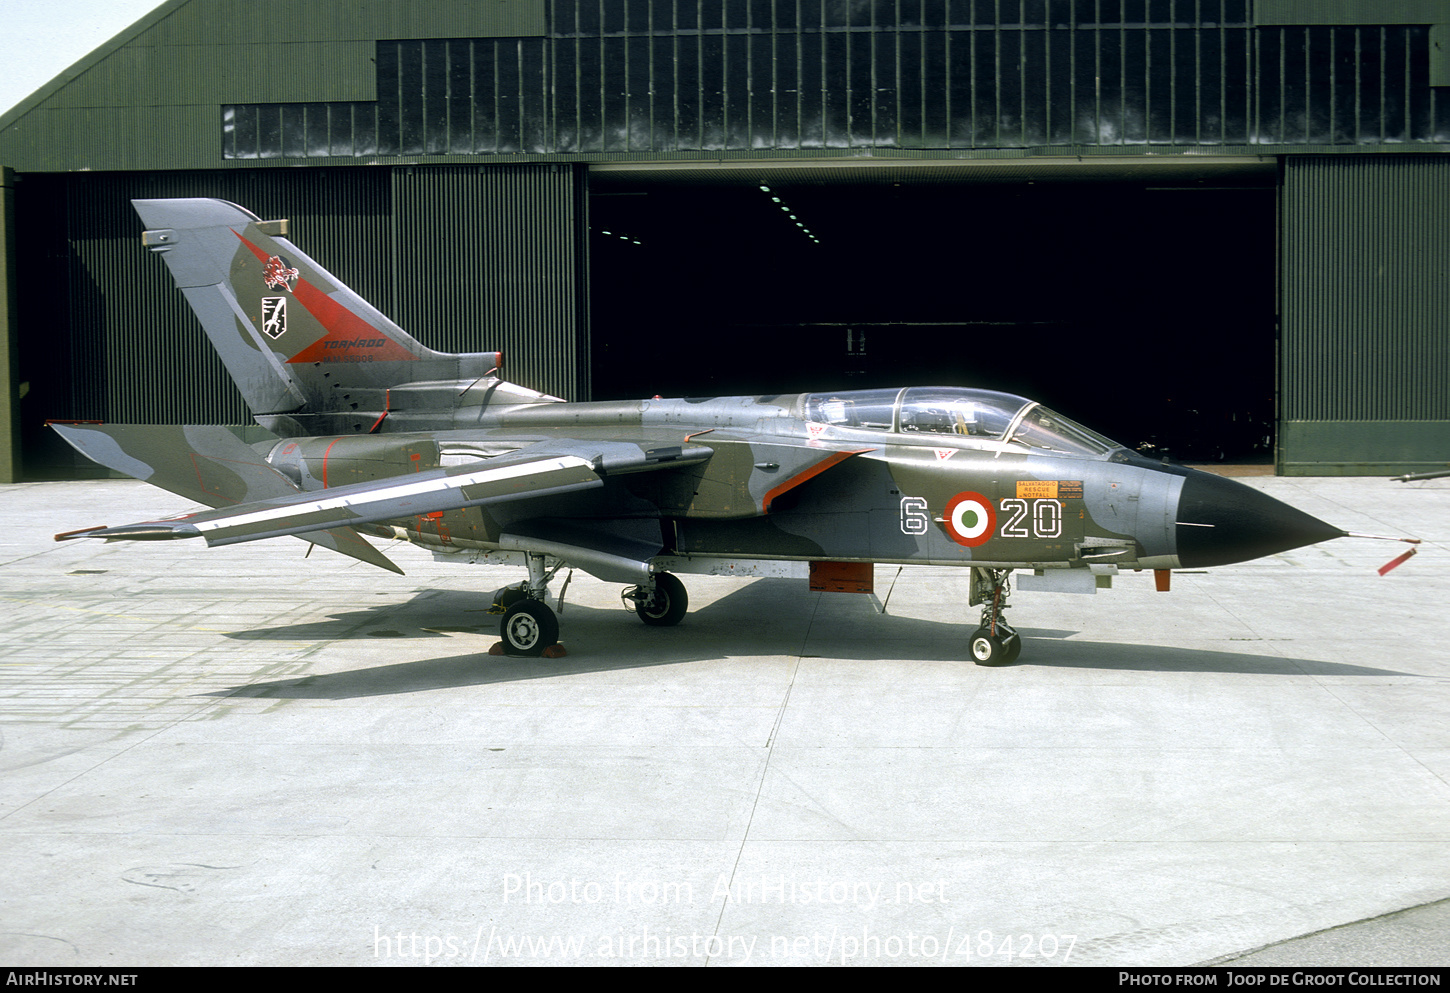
[969,567,1021,666]
[969,623,1021,665]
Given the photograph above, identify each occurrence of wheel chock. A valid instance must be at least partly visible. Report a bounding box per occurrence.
[488,641,567,657]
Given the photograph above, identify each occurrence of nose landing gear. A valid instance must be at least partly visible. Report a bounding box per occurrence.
[968,567,1021,666]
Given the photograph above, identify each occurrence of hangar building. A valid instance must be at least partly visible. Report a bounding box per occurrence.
[1,0,1447,480]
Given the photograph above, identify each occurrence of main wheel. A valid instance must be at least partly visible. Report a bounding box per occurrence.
[969,625,1020,667]
[635,573,687,627]
[500,599,558,657]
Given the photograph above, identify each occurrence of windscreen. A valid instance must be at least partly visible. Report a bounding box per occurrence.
[1007,405,1120,456]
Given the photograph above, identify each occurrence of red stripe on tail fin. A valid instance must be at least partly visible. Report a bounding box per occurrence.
[285,280,418,363]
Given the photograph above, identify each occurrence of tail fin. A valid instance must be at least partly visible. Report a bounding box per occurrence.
[133,198,523,434]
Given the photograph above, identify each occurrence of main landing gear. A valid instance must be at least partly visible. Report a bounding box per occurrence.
[968,567,1021,666]
[623,572,688,627]
[489,555,689,657]
[489,553,566,657]
[498,598,559,656]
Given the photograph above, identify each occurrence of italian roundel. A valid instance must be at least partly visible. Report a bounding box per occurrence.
[942,491,996,547]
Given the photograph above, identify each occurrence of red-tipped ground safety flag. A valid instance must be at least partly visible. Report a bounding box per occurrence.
[1345,533,1421,576]
[1377,547,1418,576]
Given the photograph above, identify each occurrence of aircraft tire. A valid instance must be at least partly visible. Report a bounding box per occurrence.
[636,573,687,627]
[500,599,558,656]
[969,626,1018,667]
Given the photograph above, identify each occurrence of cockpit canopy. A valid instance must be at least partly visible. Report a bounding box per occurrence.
[802,386,1121,457]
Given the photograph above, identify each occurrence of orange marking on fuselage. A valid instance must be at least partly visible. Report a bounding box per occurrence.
[762,449,870,513]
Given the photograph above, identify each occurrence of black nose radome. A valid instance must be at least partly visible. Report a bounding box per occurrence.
[1175,471,1346,568]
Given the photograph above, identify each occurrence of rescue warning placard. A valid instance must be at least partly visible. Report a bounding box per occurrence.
[1016,480,1083,499]
[1016,480,1058,499]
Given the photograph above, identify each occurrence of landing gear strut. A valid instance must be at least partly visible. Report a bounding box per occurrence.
[493,553,566,657]
[968,567,1021,666]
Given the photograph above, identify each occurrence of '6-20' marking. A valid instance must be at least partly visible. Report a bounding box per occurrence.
[898,496,1062,541]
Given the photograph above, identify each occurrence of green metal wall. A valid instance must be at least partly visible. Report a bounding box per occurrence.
[1279,155,1450,474]
[0,0,546,173]
[17,163,586,477]
[1256,0,1450,87]
[1256,1,1449,26]
[226,1,1450,161]
[7,0,1450,173]
[6,0,1450,478]
[0,168,18,483]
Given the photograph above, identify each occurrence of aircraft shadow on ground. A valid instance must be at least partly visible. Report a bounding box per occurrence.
[210,580,1411,700]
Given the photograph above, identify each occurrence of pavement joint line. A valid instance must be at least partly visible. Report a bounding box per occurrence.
[706,598,815,965]
[4,477,1448,964]
[1306,677,1450,794]
[1199,894,1450,966]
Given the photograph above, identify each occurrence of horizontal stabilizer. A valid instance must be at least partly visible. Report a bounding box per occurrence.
[49,421,403,573]
[51,422,294,506]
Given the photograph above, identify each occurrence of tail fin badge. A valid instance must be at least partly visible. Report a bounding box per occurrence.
[261,296,288,339]
[263,255,299,292]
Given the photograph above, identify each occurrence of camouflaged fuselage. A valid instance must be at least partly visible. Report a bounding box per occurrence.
[274,392,1185,573]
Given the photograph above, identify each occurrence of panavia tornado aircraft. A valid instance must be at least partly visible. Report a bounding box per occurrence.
[51,198,1392,664]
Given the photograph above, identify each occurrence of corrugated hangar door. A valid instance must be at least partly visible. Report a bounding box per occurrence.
[588,159,1278,463]
[16,163,588,479]
[389,165,590,402]
[1280,155,1450,476]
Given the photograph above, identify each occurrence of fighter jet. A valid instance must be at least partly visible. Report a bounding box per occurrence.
[50,198,1383,664]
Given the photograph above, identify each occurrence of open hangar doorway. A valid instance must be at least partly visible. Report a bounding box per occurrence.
[588,159,1279,463]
